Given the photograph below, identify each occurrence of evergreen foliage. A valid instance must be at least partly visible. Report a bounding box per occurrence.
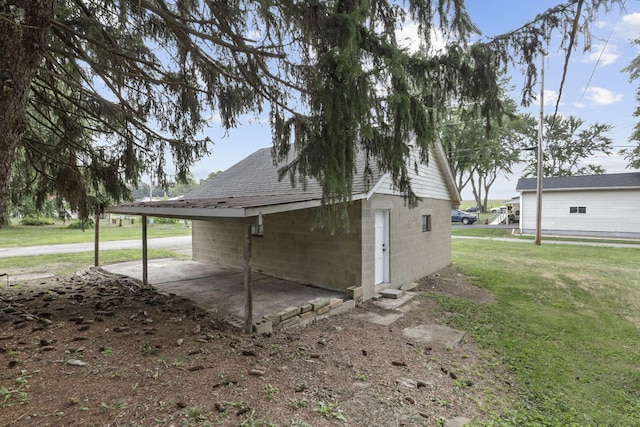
[0,0,631,228]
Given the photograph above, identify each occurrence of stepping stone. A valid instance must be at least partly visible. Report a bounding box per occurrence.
[401,282,419,291]
[445,417,471,427]
[380,289,404,299]
[356,312,404,326]
[402,324,466,347]
[374,292,416,310]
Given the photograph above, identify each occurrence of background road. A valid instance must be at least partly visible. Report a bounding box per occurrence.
[0,236,192,258]
[2,232,638,259]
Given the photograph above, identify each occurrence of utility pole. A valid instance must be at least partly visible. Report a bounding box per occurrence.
[535,56,544,245]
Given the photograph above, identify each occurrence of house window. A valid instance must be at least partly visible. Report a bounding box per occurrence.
[422,215,431,232]
[569,206,587,214]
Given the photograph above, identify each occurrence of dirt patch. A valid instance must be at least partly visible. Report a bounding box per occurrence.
[0,266,511,426]
[417,266,495,304]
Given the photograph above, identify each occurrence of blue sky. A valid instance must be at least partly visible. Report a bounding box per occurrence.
[189,1,640,201]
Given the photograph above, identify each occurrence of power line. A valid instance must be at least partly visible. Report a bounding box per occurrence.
[579,1,626,103]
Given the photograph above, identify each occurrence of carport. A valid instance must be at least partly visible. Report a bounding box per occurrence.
[99,194,324,333]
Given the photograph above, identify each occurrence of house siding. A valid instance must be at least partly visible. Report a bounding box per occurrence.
[520,188,640,238]
[375,145,451,200]
[361,194,452,300]
[192,204,363,292]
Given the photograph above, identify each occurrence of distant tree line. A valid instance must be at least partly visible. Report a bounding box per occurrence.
[442,80,615,212]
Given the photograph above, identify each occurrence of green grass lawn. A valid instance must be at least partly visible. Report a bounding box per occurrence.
[438,239,640,426]
[451,227,516,238]
[0,217,191,247]
[3,215,640,425]
[451,225,640,246]
[0,249,188,276]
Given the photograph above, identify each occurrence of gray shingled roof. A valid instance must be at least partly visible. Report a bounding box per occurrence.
[108,144,460,218]
[185,147,382,200]
[516,172,640,192]
[113,194,322,211]
[110,148,385,216]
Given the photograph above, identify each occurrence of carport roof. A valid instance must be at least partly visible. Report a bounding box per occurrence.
[107,147,384,219]
[107,193,325,219]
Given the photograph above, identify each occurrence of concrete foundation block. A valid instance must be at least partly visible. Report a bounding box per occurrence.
[330,299,355,316]
[316,304,331,315]
[225,315,244,329]
[300,310,316,322]
[346,286,364,299]
[280,306,301,321]
[300,303,313,314]
[264,312,281,327]
[279,315,301,329]
[329,298,344,309]
[309,298,330,311]
[253,318,273,334]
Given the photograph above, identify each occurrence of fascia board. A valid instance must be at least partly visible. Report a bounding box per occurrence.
[105,205,246,219]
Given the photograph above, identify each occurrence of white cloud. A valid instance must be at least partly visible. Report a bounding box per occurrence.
[582,43,619,66]
[532,89,559,107]
[594,20,609,30]
[619,12,640,39]
[578,86,623,106]
[615,12,640,40]
[622,12,640,25]
[396,20,446,54]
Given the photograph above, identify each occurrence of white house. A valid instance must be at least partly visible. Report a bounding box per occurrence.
[516,172,640,239]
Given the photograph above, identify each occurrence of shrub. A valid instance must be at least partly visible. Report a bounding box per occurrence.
[152,217,178,224]
[19,217,55,226]
[66,220,94,229]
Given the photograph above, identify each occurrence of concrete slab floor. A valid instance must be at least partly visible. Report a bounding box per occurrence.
[99,258,343,320]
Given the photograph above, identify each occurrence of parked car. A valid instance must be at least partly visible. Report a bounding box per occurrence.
[465,205,479,212]
[451,209,477,225]
[490,206,507,213]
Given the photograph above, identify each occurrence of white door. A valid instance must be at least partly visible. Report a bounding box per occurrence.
[374,210,390,285]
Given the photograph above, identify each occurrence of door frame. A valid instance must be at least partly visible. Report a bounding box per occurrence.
[374,210,390,285]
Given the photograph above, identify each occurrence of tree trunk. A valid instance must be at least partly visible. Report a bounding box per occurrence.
[0,2,55,227]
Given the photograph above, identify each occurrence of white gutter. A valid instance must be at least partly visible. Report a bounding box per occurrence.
[519,186,640,193]
[105,205,247,219]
